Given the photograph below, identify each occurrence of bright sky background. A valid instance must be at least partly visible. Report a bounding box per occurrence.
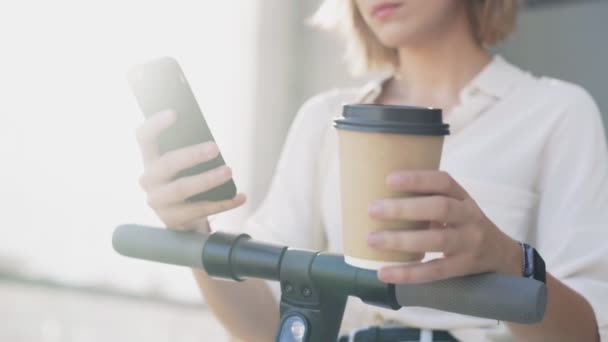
[0,1,257,301]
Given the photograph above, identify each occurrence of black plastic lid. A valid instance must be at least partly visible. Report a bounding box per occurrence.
[333,104,450,136]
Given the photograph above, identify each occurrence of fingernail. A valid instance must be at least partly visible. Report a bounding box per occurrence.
[377,268,392,282]
[203,142,218,155]
[367,232,384,246]
[160,109,176,120]
[387,173,405,186]
[368,201,384,215]
[218,165,230,176]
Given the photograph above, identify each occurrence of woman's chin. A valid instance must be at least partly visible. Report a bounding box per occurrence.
[377,30,437,49]
[374,27,418,48]
[377,34,412,49]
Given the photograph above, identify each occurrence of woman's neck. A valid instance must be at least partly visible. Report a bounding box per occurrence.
[379,27,491,112]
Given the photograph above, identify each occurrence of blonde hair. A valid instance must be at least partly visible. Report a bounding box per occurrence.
[312,0,520,75]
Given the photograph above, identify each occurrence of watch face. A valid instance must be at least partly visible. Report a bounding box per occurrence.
[523,243,533,277]
[522,243,546,283]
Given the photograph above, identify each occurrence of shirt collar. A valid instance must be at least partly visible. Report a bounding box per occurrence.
[460,55,526,100]
[356,55,526,104]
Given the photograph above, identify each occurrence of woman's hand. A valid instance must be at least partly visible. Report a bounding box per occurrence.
[136,110,247,232]
[367,170,522,284]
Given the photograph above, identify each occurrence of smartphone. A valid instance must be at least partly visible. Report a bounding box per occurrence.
[127,56,237,202]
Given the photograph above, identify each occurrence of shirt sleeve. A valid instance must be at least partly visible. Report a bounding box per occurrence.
[239,93,332,252]
[534,85,608,340]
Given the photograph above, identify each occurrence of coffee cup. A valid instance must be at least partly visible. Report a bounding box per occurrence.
[333,104,450,270]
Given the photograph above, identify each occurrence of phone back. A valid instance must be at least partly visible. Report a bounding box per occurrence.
[127,57,237,202]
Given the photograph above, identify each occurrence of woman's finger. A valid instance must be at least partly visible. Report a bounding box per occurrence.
[367,226,464,253]
[146,164,233,207]
[140,142,219,190]
[135,110,176,165]
[369,195,471,224]
[377,254,475,284]
[386,170,469,200]
[159,193,247,230]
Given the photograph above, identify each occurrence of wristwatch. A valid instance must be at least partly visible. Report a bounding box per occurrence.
[520,242,546,283]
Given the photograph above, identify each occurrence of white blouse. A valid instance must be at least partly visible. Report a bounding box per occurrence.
[239,55,608,341]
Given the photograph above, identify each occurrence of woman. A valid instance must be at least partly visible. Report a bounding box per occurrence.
[135,1,607,341]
